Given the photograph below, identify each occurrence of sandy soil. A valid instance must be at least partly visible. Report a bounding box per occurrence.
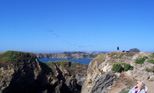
[144,80,154,93]
[108,79,154,93]
[108,74,136,93]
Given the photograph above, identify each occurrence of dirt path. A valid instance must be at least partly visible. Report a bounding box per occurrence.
[109,80,154,93]
[108,72,154,93]
[144,80,154,93]
[108,74,136,93]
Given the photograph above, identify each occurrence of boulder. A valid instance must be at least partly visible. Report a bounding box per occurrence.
[89,72,116,93]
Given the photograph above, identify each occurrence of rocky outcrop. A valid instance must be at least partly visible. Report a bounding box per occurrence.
[82,52,154,93]
[46,60,88,93]
[1,51,154,93]
[0,51,87,93]
[129,48,140,52]
[0,51,58,93]
[89,72,116,93]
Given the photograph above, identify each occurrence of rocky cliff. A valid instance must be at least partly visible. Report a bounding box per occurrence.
[0,51,87,93]
[82,52,154,93]
[1,51,154,93]
[35,52,97,59]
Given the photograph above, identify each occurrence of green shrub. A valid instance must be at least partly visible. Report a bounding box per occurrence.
[135,56,148,64]
[149,59,154,64]
[112,63,133,72]
[120,91,129,93]
[123,63,133,71]
[129,66,134,70]
[146,68,154,72]
[151,53,154,58]
[112,63,124,72]
[0,51,36,64]
[143,56,148,59]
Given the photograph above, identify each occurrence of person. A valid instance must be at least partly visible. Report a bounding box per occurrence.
[129,80,146,93]
[145,86,148,93]
[117,46,119,52]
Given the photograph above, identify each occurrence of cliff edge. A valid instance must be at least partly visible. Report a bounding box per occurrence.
[0,51,87,93]
[82,52,154,93]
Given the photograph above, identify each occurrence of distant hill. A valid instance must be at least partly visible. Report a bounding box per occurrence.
[34,51,107,59]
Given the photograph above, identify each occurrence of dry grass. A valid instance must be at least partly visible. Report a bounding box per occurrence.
[108,73,136,93]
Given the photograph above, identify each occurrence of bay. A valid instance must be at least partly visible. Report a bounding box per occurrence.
[39,58,92,65]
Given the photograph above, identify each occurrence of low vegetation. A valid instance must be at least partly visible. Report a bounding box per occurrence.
[0,51,36,64]
[54,60,87,74]
[108,52,136,59]
[112,63,133,73]
[135,56,148,64]
[149,59,154,64]
[91,54,106,65]
[123,63,133,71]
[45,61,57,73]
[46,60,87,75]
[151,53,154,58]
[146,68,154,72]
[55,60,71,70]
[112,63,123,72]
[120,89,129,93]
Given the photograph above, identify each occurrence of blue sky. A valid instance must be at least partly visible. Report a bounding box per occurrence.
[0,0,154,53]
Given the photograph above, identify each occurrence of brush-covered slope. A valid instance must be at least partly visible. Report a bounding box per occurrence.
[0,51,57,93]
[0,51,87,93]
[82,52,154,93]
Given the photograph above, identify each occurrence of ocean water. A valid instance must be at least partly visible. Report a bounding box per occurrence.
[39,58,92,65]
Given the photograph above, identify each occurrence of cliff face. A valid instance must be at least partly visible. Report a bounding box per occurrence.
[35,53,97,59]
[1,51,154,93]
[82,52,154,93]
[0,51,87,93]
[46,60,87,93]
